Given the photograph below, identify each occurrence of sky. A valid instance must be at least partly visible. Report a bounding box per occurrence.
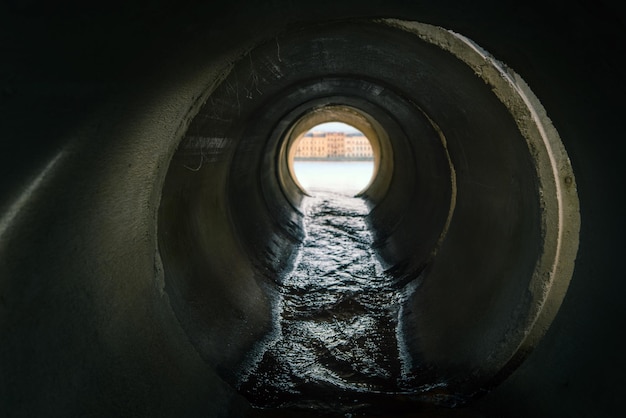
[309,122,360,133]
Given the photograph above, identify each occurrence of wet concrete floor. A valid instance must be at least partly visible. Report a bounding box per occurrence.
[238,192,423,414]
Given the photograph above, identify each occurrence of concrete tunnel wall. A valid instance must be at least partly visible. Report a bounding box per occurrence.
[0,1,624,417]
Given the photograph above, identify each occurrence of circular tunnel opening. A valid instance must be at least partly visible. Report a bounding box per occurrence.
[289,121,375,196]
[156,18,580,415]
[277,103,391,209]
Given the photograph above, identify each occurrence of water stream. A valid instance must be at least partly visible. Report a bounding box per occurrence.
[238,191,419,413]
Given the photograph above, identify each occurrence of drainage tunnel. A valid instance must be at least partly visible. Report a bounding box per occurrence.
[1,2,624,418]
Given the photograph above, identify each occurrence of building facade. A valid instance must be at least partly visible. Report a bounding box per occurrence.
[294,131,373,159]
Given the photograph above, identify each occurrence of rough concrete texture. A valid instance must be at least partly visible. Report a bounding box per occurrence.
[1,1,624,417]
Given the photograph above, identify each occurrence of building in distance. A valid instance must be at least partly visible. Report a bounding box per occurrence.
[294,131,373,160]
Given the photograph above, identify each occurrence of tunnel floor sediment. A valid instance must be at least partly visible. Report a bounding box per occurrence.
[238,191,430,413]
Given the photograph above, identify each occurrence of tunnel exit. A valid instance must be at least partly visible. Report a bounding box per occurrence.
[291,122,375,196]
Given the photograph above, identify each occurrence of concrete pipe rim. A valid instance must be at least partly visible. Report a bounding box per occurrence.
[157,17,581,407]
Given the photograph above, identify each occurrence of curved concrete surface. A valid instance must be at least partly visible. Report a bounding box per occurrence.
[1,1,624,417]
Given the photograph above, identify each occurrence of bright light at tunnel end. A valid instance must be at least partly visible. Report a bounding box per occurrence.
[280,105,387,203]
[290,122,375,196]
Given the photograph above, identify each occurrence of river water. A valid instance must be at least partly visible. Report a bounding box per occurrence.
[238,187,421,414]
[292,160,374,195]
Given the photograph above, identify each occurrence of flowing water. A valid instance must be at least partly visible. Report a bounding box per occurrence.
[238,191,419,413]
